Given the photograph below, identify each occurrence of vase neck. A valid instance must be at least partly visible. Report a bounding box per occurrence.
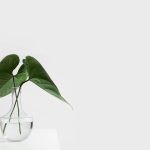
[10,87,23,116]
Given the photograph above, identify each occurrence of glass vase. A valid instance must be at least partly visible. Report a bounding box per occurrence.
[0,87,33,142]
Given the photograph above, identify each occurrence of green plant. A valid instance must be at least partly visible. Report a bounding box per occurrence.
[0,54,70,134]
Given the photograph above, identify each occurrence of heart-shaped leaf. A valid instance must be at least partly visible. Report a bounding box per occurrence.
[24,56,69,104]
[0,54,19,74]
[0,54,22,97]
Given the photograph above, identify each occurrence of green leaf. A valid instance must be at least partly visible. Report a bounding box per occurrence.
[0,73,14,97]
[0,54,20,97]
[17,64,27,74]
[0,54,19,74]
[0,73,27,98]
[31,78,65,100]
[15,64,28,85]
[24,56,69,104]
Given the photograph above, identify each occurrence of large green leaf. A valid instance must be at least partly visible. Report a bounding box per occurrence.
[0,54,19,74]
[24,56,68,104]
[15,64,28,85]
[0,54,26,97]
[0,73,14,97]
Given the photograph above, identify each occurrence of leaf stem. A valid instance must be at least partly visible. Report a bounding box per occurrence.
[3,79,29,134]
[12,76,21,134]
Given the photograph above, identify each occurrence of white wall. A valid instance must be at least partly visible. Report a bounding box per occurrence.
[0,0,150,150]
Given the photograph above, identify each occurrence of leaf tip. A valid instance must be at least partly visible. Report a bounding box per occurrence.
[60,96,73,110]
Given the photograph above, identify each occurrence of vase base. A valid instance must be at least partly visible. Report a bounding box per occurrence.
[0,121,33,142]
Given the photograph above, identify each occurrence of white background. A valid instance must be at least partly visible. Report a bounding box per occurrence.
[0,0,150,150]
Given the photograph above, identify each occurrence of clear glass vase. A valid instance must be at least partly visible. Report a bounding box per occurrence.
[0,87,33,142]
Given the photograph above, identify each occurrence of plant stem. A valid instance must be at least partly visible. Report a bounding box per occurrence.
[12,76,21,134]
[7,79,29,121]
[3,85,22,134]
[2,78,29,134]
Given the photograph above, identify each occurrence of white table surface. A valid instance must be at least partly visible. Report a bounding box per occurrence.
[0,129,61,150]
